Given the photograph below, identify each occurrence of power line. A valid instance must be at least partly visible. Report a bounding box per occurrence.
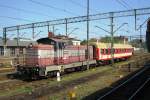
[69,0,84,8]
[120,0,132,9]
[4,7,150,32]
[67,0,99,13]
[115,0,129,9]
[0,4,53,18]
[27,0,78,16]
[0,15,33,22]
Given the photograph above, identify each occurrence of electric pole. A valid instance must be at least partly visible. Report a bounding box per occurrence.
[110,13,114,66]
[32,23,35,40]
[17,26,19,47]
[140,25,142,51]
[52,25,55,34]
[87,0,90,70]
[47,23,50,33]
[3,28,6,56]
[65,18,68,36]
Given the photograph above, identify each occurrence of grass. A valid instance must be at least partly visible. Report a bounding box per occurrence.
[0,66,112,97]
[0,86,33,97]
[0,60,136,98]
[44,68,128,100]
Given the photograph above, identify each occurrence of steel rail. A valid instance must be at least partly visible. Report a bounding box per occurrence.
[97,64,150,100]
[128,78,150,100]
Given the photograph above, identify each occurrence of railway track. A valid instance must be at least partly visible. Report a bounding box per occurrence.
[128,78,150,100]
[0,53,149,99]
[97,64,150,100]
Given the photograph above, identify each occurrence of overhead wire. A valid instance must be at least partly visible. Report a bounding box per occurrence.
[67,0,100,13]
[115,0,129,9]
[0,4,53,18]
[0,15,33,22]
[27,0,78,16]
[120,0,132,9]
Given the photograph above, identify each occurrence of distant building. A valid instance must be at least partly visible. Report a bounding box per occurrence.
[0,39,37,56]
[0,32,81,56]
[47,32,81,45]
[68,38,81,45]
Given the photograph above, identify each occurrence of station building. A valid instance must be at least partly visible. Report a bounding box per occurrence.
[0,39,37,57]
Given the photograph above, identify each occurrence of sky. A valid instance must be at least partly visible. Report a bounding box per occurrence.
[0,0,150,40]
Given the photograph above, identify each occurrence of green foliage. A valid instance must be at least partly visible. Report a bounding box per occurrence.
[100,36,126,43]
[130,39,146,48]
[81,40,87,45]
[81,38,97,45]
[81,36,126,44]
[100,36,111,43]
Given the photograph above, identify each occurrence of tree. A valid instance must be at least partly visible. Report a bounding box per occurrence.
[81,40,87,45]
[130,39,146,49]
[100,36,126,43]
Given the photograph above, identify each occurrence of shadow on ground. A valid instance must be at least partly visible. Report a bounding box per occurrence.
[82,66,146,100]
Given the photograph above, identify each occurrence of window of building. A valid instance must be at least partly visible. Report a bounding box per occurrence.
[19,48,23,54]
[0,47,4,56]
[10,48,15,56]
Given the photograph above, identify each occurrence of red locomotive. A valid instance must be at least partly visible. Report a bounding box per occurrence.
[17,36,133,78]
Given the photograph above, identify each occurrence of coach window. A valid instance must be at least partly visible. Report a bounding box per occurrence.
[115,49,117,53]
[103,49,106,54]
[117,49,119,53]
[113,48,115,53]
[101,49,104,54]
[108,49,111,54]
[123,49,125,53]
[105,49,108,54]
[119,49,121,53]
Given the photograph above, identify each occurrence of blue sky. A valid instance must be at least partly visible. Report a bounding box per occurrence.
[0,0,150,40]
